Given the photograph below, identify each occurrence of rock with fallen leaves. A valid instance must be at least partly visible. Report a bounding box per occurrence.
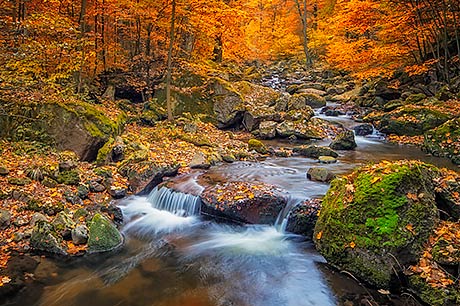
[314,160,441,290]
[285,199,321,239]
[200,181,286,224]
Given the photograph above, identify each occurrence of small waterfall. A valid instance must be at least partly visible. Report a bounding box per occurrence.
[274,196,302,233]
[147,186,201,217]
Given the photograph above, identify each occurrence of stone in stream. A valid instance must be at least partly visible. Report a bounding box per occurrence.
[353,123,374,136]
[285,199,321,239]
[248,139,268,154]
[293,145,339,159]
[329,130,357,150]
[87,213,123,253]
[318,156,337,164]
[306,167,335,182]
[200,181,286,224]
[72,225,89,245]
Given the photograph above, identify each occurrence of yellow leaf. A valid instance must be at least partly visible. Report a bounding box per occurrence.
[349,241,356,248]
[406,224,416,234]
[248,193,255,199]
[234,195,244,200]
[316,231,323,240]
[370,176,381,184]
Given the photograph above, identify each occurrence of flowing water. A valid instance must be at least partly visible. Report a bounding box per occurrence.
[5,112,458,306]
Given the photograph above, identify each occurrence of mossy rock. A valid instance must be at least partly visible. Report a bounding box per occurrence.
[288,93,326,110]
[56,169,80,186]
[329,130,357,150]
[409,275,460,306]
[87,213,123,253]
[248,139,268,154]
[30,221,66,255]
[314,160,440,289]
[293,145,338,159]
[370,106,451,136]
[423,118,460,165]
[0,100,125,161]
[8,177,32,186]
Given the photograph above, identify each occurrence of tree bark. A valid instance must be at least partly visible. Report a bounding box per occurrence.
[294,0,312,67]
[166,0,176,121]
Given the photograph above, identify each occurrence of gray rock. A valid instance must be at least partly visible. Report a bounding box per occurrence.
[329,130,357,150]
[30,221,67,255]
[306,167,335,182]
[31,213,47,226]
[109,187,127,199]
[353,123,374,136]
[0,209,12,229]
[293,145,338,159]
[258,121,278,139]
[190,152,211,169]
[89,180,106,193]
[52,211,76,240]
[72,225,89,245]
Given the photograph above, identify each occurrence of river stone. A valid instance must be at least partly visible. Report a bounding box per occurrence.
[72,225,89,245]
[353,123,374,136]
[30,213,47,226]
[258,121,277,139]
[314,161,440,290]
[30,221,67,256]
[88,213,123,253]
[293,145,339,159]
[248,139,268,154]
[329,130,357,150]
[318,156,337,164]
[190,152,211,169]
[89,180,106,192]
[285,199,321,238]
[200,181,286,224]
[52,211,76,240]
[306,167,335,182]
[0,209,11,229]
[109,187,127,199]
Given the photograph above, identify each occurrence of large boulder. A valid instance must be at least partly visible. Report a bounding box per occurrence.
[258,121,278,139]
[423,118,460,165]
[288,93,326,110]
[210,78,246,128]
[87,213,123,253]
[366,106,451,136]
[330,130,357,150]
[307,167,335,182]
[0,100,125,161]
[200,182,287,224]
[314,161,440,289]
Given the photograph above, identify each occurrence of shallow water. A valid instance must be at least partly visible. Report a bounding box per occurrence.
[6,114,458,306]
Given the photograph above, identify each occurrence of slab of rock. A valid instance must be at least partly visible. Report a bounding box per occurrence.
[30,221,67,256]
[200,181,286,224]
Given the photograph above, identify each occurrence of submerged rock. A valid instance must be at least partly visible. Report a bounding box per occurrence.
[201,181,286,224]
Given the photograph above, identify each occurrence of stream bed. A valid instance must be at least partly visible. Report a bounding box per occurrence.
[4,114,458,306]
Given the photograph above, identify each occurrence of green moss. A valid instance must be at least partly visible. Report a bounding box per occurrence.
[57,169,80,185]
[409,275,460,306]
[96,137,115,165]
[248,139,268,154]
[8,177,32,186]
[423,118,460,164]
[88,213,123,253]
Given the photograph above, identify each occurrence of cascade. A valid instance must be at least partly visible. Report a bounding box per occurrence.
[147,186,201,216]
[274,196,303,233]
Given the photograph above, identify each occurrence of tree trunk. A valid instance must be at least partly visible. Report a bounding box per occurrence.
[166,0,176,121]
[294,0,312,67]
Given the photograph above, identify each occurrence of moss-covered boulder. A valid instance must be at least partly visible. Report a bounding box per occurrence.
[288,93,326,110]
[367,106,451,136]
[210,78,246,128]
[423,118,460,165]
[30,221,67,255]
[0,100,125,161]
[87,213,123,253]
[314,160,440,289]
[56,169,80,186]
[248,139,268,154]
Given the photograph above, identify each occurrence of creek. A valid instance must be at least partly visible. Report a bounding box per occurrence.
[6,111,458,306]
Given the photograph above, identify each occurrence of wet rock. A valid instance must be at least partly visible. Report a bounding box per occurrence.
[324,109,342,117]
[258,121,278,139]
[293,145,339,159]
[248,139,268,154]
[109,187,127,199]
[190,152,211,169]
[275,121,322,140]
[72,225,89,245]
[353,123,374,136]
[314,161,440,289]
[8,177,32,186]
[201,181,286,224]
[30,221,67,256]
[222,154,236,163]
[101,204,124,226]
[0,209,12,229]
[0,166,10,176]
[330,130,357,150]
[306,167,335,182]
[318,156,337,164]
[286,199,321,238]
[89,180,106,192]
[88,213,123,253]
